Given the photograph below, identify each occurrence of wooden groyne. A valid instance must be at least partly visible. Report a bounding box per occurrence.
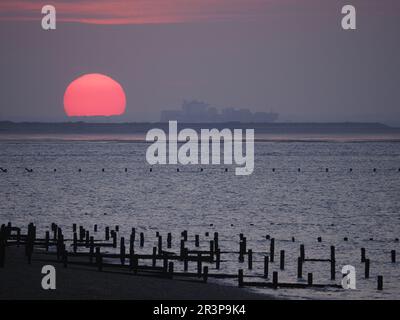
[0,222,395,292]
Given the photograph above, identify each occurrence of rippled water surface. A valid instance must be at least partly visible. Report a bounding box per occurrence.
[0,139,399,299]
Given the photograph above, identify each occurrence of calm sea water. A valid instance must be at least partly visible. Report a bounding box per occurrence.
[0,137,399,299]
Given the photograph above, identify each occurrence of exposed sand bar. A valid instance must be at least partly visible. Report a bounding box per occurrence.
[0,246,267,300]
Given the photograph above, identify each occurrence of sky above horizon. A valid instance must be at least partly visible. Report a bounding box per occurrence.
[0,0,399,124]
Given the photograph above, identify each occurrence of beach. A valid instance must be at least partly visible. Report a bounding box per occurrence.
[0,245,265,300]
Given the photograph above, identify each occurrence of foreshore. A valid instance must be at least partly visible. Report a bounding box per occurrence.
[0,246,267,300]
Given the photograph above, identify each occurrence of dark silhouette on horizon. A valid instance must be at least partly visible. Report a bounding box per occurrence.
[160,100,279,123]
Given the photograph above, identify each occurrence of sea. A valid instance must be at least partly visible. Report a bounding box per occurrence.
[0,130,399,299]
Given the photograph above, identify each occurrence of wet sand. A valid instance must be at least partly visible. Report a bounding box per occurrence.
[0,246,268,300]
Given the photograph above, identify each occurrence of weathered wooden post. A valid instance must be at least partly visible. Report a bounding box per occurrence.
[272,271,278,289]
[238,269,244,287]
[377,275,383,290]
[195,235,200,247]
[239,241,245,262]
[214,232,219,251]
[120,237,126,265]
[307,273,313,286]
[152,247,157,267]
[180,239,185,257]
[89,236,94,263]
[264,256,269,278]
[216,249,221,269]
[94,224,97,232]
[45,231,50,252]
[297,257,303,278]
[163,254,168,274]
[85,230,90,247]
[140,232,144,247]
[183,248,188,271]
[391,250,396,263]
[270,238,275,262]
[361,248,366,263]
[197,252,202,277]
[330,246,336,280]
[365,259,370,279]
[167,233,172,249]
[73,232,77,253]
[210,240,214,262]
[248,249,253,270]
[300,244,305,262]
[280,250,285,270]
[158,236,163,255]
[105,227,110,241]
[182,230,188,241]
[203,266,209,283]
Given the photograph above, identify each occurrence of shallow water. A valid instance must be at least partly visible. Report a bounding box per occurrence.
[0,139,399,299]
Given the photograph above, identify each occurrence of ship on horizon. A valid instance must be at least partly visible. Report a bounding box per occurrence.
[160,100,279,123]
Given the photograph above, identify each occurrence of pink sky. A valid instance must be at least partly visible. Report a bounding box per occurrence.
[0,0,281,24]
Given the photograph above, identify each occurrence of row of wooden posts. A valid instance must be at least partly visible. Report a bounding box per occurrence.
[1,167,400,174]
[1,222,396,291]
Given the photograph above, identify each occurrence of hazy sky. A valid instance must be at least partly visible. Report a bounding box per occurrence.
[0,0,399,123]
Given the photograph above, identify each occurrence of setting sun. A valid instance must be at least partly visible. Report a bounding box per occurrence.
[63,73,126,117]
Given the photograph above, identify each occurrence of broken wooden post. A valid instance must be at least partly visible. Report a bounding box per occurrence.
[280,250,285,270]
[365,259,370,279]
[300,244,305,261]
[167,233,172,249]
[140,232,144,247]
[120,237,126,265]
[152,247,157,267]
[377,275,383,290]
[264,256,269,278]
[214,232,219,251]
[330,246,336,280]
[197,252,202,277]
[158,235,162,255]
[272,271,278,289]
[89,236,94,263]
[45,231,49,252]
[73,232,77,253]
[270,238,275,262]
[216,249,221,269]
[239,240,245,262]
[307,273,313,286]
[203,266,209,283]
[105,227,110,241]
[183,248,188,271]
[210,240,214,262]
[248,249,253,270]
[238,269,244,287]
[297,257,303,278]
[180,240,185,257]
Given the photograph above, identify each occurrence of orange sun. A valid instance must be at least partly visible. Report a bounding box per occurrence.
[63,73,126,117]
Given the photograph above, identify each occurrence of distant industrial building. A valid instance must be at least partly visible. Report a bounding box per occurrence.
[160,100,279,123]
